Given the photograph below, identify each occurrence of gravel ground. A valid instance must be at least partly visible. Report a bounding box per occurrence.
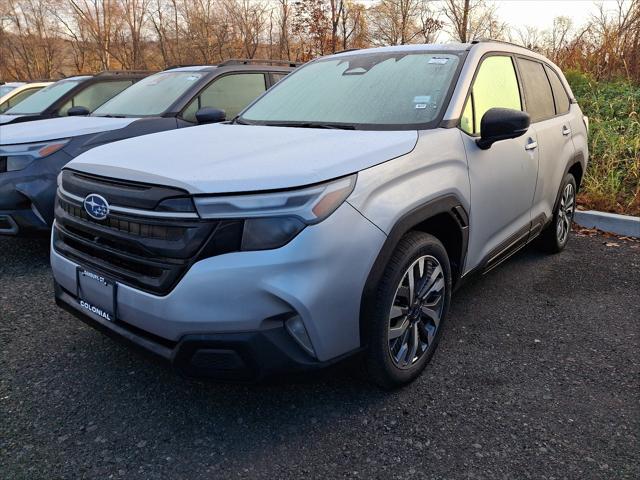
[1,232,638,479]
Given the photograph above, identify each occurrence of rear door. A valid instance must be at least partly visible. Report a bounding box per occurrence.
[460,54,539,270]
[515,57,576,233]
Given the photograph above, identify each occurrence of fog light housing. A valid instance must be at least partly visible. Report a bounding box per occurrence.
[285,315,316,358]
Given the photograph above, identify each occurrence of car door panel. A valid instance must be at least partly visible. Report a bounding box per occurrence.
[529,116,575,224]
[517,58,576,227]
[462,130,539,270]
[459,55,539,271]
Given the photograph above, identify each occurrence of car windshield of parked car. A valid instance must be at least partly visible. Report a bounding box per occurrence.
[5,78,86,115]
[0,85,19,97]
[240,51,462,129]
[93,71,205,117]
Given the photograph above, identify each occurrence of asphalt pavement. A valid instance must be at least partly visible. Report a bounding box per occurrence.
[1,232,638,479]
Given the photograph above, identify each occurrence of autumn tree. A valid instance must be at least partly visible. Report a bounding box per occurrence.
[441,0,505,42]
[1,0,63,79]
[368,0,441,46]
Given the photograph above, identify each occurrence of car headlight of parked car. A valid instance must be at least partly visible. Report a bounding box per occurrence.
[194,174,357,250]
[0,139,70,172]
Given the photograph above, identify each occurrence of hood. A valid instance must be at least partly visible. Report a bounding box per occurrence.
[0,116,137,144]
[0,114,24,125]
[67,124,419,194]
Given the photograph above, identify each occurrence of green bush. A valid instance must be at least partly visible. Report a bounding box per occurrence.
[565,70,639,215]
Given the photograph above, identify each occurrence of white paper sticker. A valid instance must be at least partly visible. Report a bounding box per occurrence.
[413,95,432,103]
[428,57,449,65]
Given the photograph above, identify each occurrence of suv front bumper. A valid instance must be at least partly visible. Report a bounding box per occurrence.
[54,281,352,380]
[51,202,387,378]
[0,149,73,235]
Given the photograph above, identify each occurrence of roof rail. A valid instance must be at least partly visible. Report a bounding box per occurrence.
[218,59,301,68]
[470,38,534,52]
[163,64,212,71]
[334,48,360,54]
[95,70,155,76]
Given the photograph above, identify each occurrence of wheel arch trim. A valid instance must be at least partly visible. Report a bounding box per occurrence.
[358,194,469,346]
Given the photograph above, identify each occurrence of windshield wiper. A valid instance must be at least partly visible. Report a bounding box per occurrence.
[94,114,127,118]
[264,122,357,130]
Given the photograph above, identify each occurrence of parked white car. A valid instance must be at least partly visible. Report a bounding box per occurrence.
[0,82,52,114]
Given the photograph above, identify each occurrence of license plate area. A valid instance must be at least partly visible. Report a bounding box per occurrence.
[76,267,117,322]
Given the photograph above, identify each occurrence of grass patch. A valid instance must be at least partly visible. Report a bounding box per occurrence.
[566,71,639,215]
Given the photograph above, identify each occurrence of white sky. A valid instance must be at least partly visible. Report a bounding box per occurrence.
[493,0,599,31]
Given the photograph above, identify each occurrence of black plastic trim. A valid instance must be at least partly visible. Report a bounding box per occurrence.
[359,194,469,344]
[55,281,359,381]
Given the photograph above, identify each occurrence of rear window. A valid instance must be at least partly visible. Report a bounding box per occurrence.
[544,65,570,115]
[517,58,555,122]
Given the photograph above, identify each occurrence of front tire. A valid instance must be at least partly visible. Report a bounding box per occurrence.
[539,173,577,253]
[364,232,452,389]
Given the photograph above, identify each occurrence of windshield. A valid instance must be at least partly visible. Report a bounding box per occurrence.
[93,71,205,117]
[5,78,86,115]
[240,51,462,129]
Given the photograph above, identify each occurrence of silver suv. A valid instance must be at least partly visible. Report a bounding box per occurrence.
[51,41,588,388]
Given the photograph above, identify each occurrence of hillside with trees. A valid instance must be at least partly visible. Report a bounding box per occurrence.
[1,0,638,213]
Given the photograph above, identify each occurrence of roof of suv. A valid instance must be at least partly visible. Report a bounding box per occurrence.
[330,40,550,66]
[165,59,300,73]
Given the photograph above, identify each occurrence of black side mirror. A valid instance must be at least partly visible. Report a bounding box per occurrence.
[476,108,530,150]
[67,106,90,116]
[195,107,226,124]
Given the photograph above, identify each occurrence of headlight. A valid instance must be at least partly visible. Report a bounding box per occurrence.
[0,139,70,172]
[195,175,356,250]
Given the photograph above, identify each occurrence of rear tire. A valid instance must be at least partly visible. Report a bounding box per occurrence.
[364,231,451,389]
[539,173,577,253]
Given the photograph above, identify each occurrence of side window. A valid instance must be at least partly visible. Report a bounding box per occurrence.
[460,55,522,135]
[182,73,266,123]
[544,65,570,115]
[271,72,288,84]
[59,80,133,115]
[0,88,40,113]
[517,58,555,122]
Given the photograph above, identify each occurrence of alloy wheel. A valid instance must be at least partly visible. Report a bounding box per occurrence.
[556,182,575,245]
[387,255,445,369]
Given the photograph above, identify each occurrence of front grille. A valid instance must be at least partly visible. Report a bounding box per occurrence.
[53,173,244,295]
[59,198,185,241]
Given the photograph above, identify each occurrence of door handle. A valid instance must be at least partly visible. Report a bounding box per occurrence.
[562,126,571,136]
[524,140,538,151]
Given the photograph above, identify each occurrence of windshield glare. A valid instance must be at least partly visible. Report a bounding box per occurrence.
[241,52,462,129]
[6,79,84,115]
[93,71,205,117]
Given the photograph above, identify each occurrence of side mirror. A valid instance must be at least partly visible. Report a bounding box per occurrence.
[476,108,530,150]
[67,106,90,117]
[195,107,226,124]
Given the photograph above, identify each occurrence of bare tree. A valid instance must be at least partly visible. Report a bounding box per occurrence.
[442,0,504,42]
[513,25,543,50]
[368,0,441,46]
[68,0,121,70]
[225,0,269,59]
[113,0,152,69]
[1,0,63,79]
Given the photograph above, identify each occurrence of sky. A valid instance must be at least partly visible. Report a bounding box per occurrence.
[494,0,599,31]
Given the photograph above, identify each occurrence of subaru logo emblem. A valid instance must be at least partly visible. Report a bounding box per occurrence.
[83,194,109,220]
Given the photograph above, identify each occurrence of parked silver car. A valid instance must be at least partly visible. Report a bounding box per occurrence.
[51,41,588,387]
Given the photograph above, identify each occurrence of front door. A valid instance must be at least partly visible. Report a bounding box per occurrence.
[460,55,539,271]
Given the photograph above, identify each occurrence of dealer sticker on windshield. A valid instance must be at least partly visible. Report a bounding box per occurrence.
[428,57,449,65]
